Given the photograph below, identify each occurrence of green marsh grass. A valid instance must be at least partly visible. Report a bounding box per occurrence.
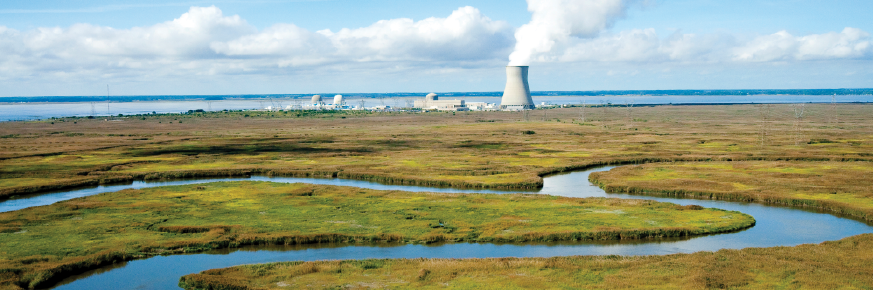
[590,161,873,223]
[2,104,872,200]
[0,182,752,289]
[1,104,872,288]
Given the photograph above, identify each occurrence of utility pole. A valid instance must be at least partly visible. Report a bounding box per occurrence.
[579,100,586,123]
[600,99,608,120]
[757,104,772,147]
[792,103,806,146]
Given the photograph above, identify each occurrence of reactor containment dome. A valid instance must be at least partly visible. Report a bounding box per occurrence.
[500,66,534,110]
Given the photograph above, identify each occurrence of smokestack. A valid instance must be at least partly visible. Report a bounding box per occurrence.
[500,66,534,110]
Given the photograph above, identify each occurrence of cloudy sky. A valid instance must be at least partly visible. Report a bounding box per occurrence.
[1,0,871,96]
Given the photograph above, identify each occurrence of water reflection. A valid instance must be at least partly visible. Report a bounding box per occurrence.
[0,166,866,290]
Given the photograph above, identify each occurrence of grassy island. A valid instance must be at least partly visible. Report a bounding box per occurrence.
[589,161,873,223]
[0,182,752,289]
[179,234,873,290]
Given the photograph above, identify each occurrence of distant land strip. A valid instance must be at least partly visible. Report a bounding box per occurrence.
[1,89,872,103]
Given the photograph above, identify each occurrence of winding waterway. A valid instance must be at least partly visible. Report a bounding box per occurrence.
[1,166,870,289]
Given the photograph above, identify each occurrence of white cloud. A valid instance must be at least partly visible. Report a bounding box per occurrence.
[23,6,253,58]
[211,6,513,65]
[502,1,869,66]
[509,0,633,65]
[734,28,872,62]
[0,6,514,84]
[319,6,513,62]
[537,27,871,65]
[0,4,870,95]
[559,28,662,62]
[211,23,330,57]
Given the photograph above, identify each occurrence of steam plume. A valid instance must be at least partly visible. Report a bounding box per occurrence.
[509,0,633,66]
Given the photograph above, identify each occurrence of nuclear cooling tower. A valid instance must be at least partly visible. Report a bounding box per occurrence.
[500,66,534,110]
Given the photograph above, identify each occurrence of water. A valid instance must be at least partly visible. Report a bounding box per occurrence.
[2,95,871,121]
[0,167,869,289]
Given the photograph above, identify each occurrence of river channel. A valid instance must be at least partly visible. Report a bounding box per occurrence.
[1,166,870,289]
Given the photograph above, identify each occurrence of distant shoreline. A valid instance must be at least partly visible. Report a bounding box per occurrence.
[1,89,871,104]
[2,100,872,107]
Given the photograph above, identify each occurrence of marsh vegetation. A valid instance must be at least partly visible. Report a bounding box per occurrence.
[1,104,871,198]
[0,104,872,289]
[0,182,752,288]
[590,161,873,222]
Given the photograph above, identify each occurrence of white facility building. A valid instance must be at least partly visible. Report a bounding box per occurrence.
[466,102,498,111]
[414,93,469,111]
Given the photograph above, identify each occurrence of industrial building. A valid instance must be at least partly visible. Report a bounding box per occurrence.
[414,93,469,111]
[466,102,498,111]
[286,95,352,110]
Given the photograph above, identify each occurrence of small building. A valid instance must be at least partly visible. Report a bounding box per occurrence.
[466,102,498,111]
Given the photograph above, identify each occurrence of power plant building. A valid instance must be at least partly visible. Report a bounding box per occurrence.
[500,66,535,110]
[414,93,468,111]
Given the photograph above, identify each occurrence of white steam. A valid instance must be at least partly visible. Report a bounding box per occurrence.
[509,0,632,66]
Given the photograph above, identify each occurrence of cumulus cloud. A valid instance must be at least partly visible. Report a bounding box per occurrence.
[507,0,870,66]
[0,4,870,91]
[539,27,871,64]
[317,6,513,62]
[734,28,871,62]
[24,6,253,58]
[509,0,634,65]
[0,6,514,83]
[211,6,513,66]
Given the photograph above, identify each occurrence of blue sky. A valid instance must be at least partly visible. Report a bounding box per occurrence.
[0,0,871,96]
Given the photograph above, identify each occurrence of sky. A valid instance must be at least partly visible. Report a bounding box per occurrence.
[0,0,871,96]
